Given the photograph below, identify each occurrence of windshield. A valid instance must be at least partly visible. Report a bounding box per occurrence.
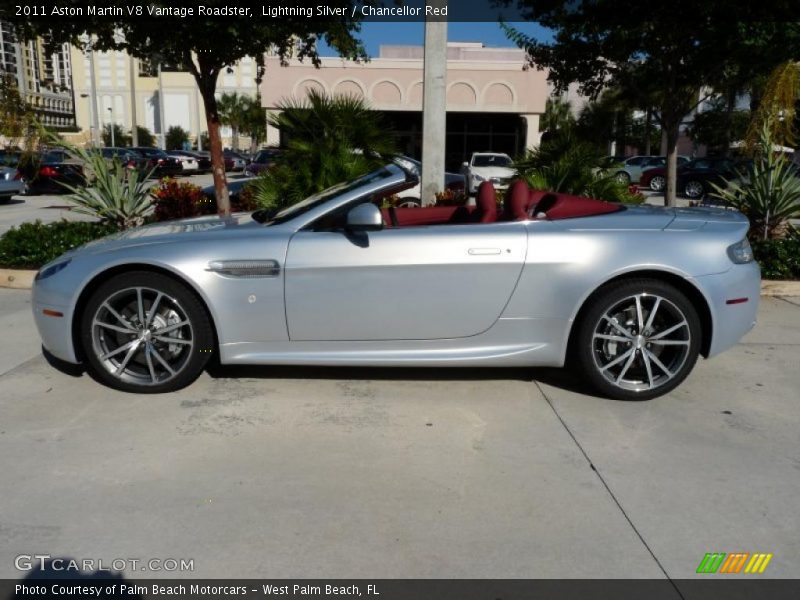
[472,154,512,167]
[255,167,396,225]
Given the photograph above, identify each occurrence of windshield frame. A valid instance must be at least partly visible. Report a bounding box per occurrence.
[255,163,412,230]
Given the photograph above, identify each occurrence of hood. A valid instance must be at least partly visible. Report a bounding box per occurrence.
[472,166,516,179]
[68,212,261,257]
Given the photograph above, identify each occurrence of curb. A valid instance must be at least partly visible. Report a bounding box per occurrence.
[1,268,800,297]
[0,269,36,290]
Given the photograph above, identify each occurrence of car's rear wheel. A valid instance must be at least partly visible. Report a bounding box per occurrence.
[81,271,214,393]
[649,175,666,192]
[575,279,701,400]
[684,180,705,199]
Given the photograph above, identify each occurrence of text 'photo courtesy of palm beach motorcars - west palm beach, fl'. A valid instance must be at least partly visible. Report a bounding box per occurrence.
[1,0,799,595]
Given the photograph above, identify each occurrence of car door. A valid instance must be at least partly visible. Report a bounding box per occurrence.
[283,220,528,341]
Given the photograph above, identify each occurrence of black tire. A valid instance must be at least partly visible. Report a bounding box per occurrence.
[80,271,214,393]
[574,278,702,400]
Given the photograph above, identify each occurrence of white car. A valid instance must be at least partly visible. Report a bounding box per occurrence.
[0,166,26,202]
[168,153,199,173]
[462,152,516,194]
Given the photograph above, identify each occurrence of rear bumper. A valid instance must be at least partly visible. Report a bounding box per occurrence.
[693,261,761,357]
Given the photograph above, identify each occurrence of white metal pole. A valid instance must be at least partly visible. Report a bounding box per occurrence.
[108,107,114,146]
[129,55,138,146]
[420,3,447,206]
[87,41,100,147]
[157,62,166,149]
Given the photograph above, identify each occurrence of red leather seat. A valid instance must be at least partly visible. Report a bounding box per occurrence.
[475,181,498,223]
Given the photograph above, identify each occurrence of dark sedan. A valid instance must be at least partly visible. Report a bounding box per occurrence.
[130,147,183,177]
[641,158,738,196]
[25,150,85,195]
[244,148,281,176]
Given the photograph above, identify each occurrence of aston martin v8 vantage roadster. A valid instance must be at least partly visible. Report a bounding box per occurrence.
[32,159,760,399]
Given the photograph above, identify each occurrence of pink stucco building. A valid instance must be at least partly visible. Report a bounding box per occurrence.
[260,42,548,170]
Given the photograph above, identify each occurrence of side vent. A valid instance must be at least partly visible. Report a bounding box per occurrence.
[206,260,280,278]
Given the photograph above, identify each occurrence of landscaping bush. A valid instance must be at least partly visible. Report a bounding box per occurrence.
[752,231,800,280]
[0,220,118,269]
[151,178,212,221]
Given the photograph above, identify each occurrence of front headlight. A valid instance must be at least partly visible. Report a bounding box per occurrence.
[727,238,754,264]
[35,259,71,281]
[472,174,486,182]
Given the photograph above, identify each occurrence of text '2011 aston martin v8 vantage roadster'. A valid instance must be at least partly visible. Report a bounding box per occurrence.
[32,158,760,399]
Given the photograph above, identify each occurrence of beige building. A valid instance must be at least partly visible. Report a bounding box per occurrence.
[0,20,76,132]
[261,42,548,169]
[69,46,259,147]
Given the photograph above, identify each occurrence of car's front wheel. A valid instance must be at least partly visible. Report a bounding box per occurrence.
[649,175,666,192]
[81,271,214,393]
[615,171,631,184]
[575,278,701,400]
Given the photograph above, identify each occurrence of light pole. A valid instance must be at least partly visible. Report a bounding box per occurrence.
[79,92,94,146]
[107,106,114,146]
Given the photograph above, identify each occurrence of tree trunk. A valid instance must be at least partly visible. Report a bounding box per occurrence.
[195,74,230,217]
[232,126,239,151]
[663,115,681,207]
[644,108,652,155]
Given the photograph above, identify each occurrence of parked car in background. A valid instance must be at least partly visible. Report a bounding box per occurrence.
[223,150,247,172]
[100,148,149,172]
[461,152,515,194]
[167,151,199,173]
[172,150,211,173]
[201,177,256,205]
[676,158,742,200]
[130,147,183,177]
[612,155,690,185]
[394,156,465,206]
[244,148,282,177]
[25,150,85,195]
[641,157,735,193]
[0,151,27,200]
[0,164,25,201]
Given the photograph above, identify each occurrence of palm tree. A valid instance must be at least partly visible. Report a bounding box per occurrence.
[746,61,799,151]
[217,92,249,150]
[252,90,396,208]
[541,96,575,136]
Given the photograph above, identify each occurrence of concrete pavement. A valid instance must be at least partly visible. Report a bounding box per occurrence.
[0,288,798,579]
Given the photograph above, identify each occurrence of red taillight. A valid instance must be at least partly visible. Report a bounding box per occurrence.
[157,158,165,164]
[13,170,22,180]
[39,166,59,178]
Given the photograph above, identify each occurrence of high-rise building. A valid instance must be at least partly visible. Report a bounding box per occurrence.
[0,20,76,130]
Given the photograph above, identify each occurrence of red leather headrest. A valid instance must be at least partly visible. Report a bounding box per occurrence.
[504,180,531,220]
[476,181,498,223]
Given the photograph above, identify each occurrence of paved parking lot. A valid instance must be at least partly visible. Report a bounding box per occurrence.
[0,288,798,579]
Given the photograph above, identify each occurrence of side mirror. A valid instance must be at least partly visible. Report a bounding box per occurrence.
[461,161,469,169]
[346,203,383,232]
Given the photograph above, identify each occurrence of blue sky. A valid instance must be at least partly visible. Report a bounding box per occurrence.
[317,22,550,57]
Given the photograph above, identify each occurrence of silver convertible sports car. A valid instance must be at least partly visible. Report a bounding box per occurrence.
[32,159,760,399]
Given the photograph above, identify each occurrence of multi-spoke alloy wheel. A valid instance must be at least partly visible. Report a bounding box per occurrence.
[82,272,213,393]
[684,180,705,199]
[576,279,701,400]
[649,175,665,192]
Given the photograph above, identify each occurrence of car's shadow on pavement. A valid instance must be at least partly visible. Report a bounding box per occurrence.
[41,346,608,400]
[206,362,607,398]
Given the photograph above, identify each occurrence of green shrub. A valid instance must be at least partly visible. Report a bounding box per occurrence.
[752,231,800,280]
[0,220,118,269]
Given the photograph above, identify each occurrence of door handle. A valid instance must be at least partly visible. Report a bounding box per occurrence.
[468,248,502,255]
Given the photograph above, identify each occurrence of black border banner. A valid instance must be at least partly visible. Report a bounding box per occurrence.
[3,579,800,600]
